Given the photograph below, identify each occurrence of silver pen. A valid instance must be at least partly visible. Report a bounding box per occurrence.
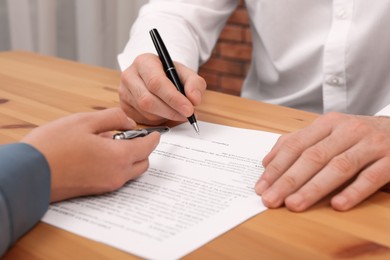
[113,126,170,140]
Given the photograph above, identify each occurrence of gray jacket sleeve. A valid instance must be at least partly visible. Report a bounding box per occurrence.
[0,143,51,256]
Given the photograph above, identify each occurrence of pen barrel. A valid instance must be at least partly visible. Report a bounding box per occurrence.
[113,130,147,140]
[150,29,174,71]
[166,68,186,95]
[166,68,196,124]
[187,114,197,124]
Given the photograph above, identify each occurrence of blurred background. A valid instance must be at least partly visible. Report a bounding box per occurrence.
[0,0,251,95]
[0,0,147,70]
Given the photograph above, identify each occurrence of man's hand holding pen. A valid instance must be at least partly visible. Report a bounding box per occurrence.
[119,31,206,132]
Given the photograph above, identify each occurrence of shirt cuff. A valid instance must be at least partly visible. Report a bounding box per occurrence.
[0,143,50,255]
[375,104,390,116]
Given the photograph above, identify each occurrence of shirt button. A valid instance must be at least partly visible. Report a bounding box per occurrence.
[336,9,348,19]
[326,75,341,86]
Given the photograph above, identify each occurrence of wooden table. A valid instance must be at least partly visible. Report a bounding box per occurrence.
[1,51,389,259]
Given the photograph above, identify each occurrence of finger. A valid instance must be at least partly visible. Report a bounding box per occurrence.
[137,78,189,121]
[136,55,194,118]
[256,113,346,196]
[255,133,302,196]
[262,133,291,167]
[125,159,149,182]
[118,75,144,118]
[255,134,289,195]
[121,64,181,121]
[121,55,187,122]
[84,159,150,195]
[262,121,364,208]
[175,62,207,106]
[116,131,161,163]
[282,136,379,211]
[260,113,382,209]
[121,99,169,126]
[99,132,115,138]
[331,158,390,211]
[256,124,332,196]
[120,78,171,125]
[84,108,137,133]
[280,115,390,211]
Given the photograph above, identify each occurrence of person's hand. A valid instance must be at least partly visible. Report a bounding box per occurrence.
[255,112,390,212]
[118,53,206,125]
[21,108,160,202]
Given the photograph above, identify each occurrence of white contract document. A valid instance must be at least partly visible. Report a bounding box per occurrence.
[42,121,280,259]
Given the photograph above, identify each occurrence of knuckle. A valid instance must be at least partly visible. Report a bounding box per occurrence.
[146,116,168,125]
[305,181,323,194]
[137,93,155,111]
[348,120,370,135]
[316,112,344,126]
[147,74,164,93]
[362,170,382,186]
[168,109,183,120]
[323,111,344,122]
[280,175,298,190]
[266,161,284,175]
[370,133,387,146]
[133,53,151,66]
[345,185,362,199]
[301,147,328,166]
[284,136,305,154]
[276,133,292,145]
[119,101,138,119]
[329,154,355,176]
[167,92,178,104]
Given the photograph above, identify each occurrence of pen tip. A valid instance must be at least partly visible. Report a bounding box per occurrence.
[192,123,200,134]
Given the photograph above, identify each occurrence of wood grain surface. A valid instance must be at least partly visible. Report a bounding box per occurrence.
[1,51,389,259]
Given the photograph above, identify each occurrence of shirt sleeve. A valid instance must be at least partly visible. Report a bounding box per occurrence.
[0,143,51,257]
[117,0,238,71]
[375,104,390,116]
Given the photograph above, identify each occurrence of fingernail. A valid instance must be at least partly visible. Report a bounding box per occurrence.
[255,180,269,194]
[332,195,348,209]
[262,190,278,207]
[286,194,304,210]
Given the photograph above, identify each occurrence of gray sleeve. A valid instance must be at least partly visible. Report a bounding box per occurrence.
[0,143,51,256]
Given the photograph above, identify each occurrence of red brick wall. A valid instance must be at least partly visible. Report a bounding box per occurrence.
[198,1,252,96]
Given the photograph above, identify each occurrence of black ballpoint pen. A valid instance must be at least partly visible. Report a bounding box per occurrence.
[149,28,200,134]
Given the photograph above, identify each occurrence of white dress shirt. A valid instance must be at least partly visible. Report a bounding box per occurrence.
[118,0,390,116]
